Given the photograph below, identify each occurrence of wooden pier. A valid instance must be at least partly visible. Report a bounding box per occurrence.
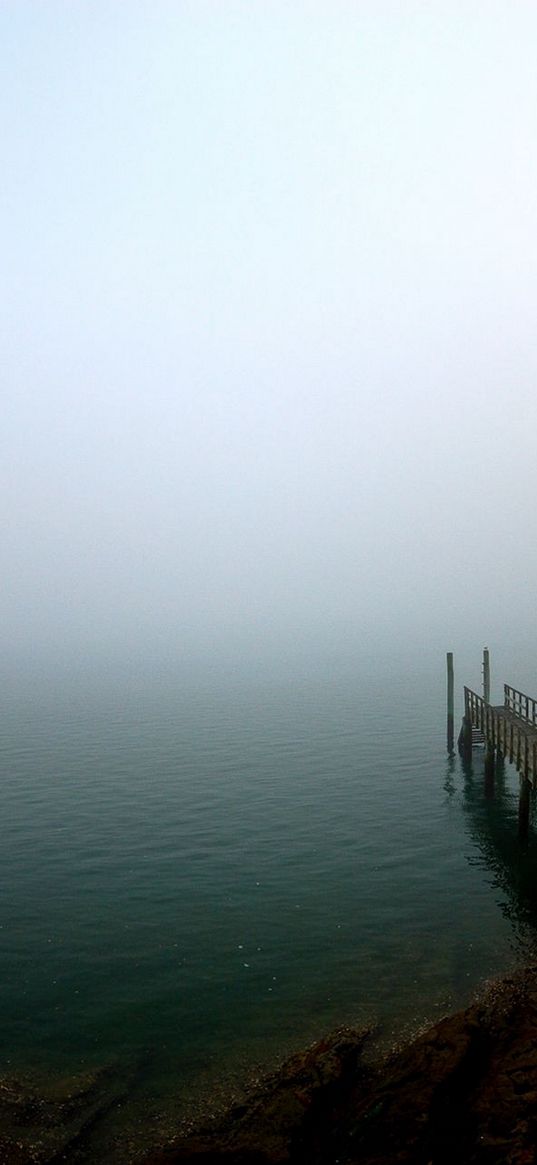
[458,682,537,837]
[460,685,537,779]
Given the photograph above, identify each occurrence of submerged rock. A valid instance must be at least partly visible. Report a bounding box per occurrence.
[0,1061,139,1164]
[142,966,537,1165]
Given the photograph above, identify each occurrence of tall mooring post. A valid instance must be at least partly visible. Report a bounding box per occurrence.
[447,651,454,754]
[483,646,490,704]
[482,648,494,788]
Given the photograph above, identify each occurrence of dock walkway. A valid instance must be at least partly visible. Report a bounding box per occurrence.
[461,684,537,784]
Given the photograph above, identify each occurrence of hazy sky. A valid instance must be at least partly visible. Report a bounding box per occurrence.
[3,2,537,670]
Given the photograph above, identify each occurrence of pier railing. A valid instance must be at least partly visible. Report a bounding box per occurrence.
[458,662,537,832]
[504,685,537,726]
[464,687,492,734]
[464,686,537,779]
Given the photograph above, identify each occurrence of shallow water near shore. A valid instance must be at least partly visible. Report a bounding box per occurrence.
[2,646,537,1156]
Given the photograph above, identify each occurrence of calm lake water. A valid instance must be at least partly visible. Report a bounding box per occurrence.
[2,648,537,1153]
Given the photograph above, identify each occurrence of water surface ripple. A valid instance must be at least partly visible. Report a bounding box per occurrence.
[1,662,536,1128]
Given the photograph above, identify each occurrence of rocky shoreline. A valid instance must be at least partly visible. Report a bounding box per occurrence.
[3,967,537,1164]
[143,966,537,1165]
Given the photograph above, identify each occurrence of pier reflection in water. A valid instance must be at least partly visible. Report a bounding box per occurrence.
[460,747,537,953]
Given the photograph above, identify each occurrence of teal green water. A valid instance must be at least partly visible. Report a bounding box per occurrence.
[1,653,537,1145]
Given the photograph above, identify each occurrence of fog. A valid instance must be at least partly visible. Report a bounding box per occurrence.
[3,3,537,676]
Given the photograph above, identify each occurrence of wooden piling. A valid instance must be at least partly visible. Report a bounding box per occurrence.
[447,652,454,753]
[458,687,473,760]
[483,646,490,704]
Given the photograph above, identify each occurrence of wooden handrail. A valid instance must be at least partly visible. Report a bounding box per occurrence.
[460,682,537,792]
[504,684,537,727]
[464,686,486,725]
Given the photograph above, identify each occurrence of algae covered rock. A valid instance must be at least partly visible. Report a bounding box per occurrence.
[0,1062,135,1164]
[143,967,537,1165]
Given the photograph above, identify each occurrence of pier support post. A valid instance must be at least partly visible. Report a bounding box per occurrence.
[518,775,531,842]
[458,687,473,760]
[458,714,473,760]
[447,652,454,754]
[483,647,490,704]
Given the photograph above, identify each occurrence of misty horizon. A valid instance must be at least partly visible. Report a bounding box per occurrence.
[3,3,537,673]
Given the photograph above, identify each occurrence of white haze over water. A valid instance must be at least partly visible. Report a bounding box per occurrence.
[3,2,537,678]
